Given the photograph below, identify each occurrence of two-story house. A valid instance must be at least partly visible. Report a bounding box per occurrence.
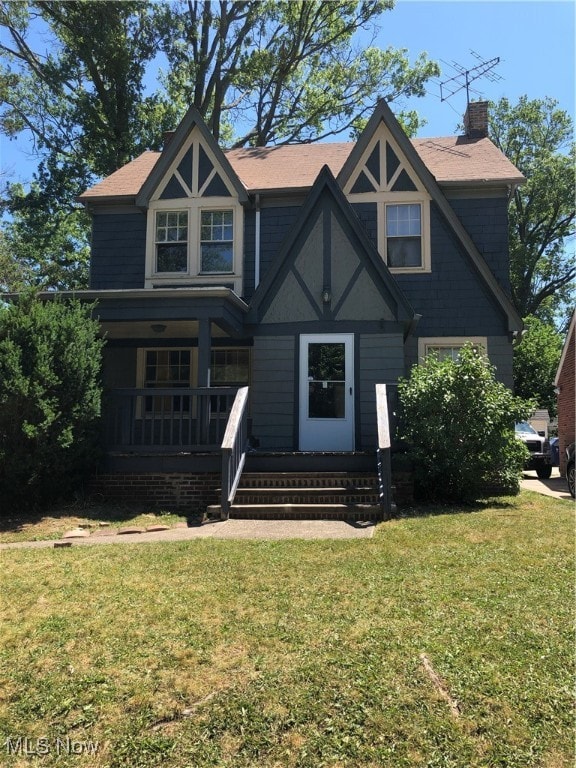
[78,99,524,516]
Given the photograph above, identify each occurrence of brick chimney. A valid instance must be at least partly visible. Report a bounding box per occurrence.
[163,130,175,148]
[464,100,489,138]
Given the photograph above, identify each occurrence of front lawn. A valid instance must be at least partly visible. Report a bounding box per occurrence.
[0,492,573,767]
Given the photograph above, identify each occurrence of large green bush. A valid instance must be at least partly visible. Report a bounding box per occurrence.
[397,344,533,501]
[0,295,104,510]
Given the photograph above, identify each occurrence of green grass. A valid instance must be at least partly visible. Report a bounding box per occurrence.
[0,492,573,767]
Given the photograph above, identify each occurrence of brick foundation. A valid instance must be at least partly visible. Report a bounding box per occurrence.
[89,472,220,514]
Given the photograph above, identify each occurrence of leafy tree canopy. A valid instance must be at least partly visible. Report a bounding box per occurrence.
[513,315,564,416]
[0,0,439,289]
[157,0,439,146]
[489,96,575,325]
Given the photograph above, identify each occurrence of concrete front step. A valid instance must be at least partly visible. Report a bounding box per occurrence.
[207,503,384,521]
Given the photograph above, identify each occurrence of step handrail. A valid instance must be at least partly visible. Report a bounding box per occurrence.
[375,383,393,520]
[220,386,250,519]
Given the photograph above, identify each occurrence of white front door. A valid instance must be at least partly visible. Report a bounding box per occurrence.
[299,334,355,451]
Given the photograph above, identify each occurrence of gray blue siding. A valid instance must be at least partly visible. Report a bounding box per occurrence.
[243,207,302,300]
[90,212,146,289]
[394,202,509,338]
[448,197,510,292]
[250,336,296,449]
[102,347,137,387]
[359,334,404,450]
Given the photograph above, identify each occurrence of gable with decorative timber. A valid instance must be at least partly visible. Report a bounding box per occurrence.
[342,119,432,274]
[249,167,413,331]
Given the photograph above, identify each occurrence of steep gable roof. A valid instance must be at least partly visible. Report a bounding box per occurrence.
[248,165,414,326]
[134,105,249,207]
[79,98,524,204]
[337,100,522,332]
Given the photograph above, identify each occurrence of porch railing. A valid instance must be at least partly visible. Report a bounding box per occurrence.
[220,386,250,520]
[375,383,394,520]
[102,387,240,452]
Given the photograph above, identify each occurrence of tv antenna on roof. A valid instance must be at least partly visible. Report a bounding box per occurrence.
[439,52,502,106]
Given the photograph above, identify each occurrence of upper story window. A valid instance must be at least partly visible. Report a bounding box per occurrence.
[344,130,431,274]
[386,204,422,269]
[145,127,243,291]
[200,210,233,273]
[156,211,188,273]
[149,204,240,286]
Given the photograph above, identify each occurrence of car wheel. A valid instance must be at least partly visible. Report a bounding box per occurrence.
[536,465,552,480]
[568,461,575,499]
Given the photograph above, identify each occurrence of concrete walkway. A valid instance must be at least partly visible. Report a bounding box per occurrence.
[0,518,376,550]
[520,468,573,501]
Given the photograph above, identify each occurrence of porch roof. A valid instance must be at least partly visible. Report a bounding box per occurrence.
[37,287,250,337]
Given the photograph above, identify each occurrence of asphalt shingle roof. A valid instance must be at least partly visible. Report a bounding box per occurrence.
[79,135,524,202]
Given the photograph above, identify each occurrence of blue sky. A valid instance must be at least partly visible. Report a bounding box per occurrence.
[1,0,574,184]
[374,0,575,137]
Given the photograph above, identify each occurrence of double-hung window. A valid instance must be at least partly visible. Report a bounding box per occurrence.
[155,211,188,273]
[153,208,235,276]
[386,203,422,269]
[144,350,191,413]
[200,210,233,273]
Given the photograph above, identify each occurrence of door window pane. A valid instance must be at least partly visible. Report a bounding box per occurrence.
[307,343,346,419]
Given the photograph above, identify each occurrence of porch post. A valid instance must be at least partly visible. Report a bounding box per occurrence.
[197,318,212,443]
[197,318,211,387]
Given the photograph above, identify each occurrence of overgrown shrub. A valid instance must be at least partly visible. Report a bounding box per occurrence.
[0,295,104,510]
[397,344,533,501]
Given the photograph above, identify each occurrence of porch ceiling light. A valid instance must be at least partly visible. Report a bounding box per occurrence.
[322,287,331,304]
[151,323,167,333]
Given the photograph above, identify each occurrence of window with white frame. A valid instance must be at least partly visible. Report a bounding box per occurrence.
[386,203,422,268]
[418,337,487,362]
[200,210,234,273]
[140,348,250,388]
[144,349,192,413]
[140,347,251,413]
[155,211,188,273]
[344,131,432,273]
[154,208,234,275]
[148,204,239,284]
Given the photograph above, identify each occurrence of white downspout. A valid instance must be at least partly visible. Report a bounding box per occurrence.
[254,194,261,289]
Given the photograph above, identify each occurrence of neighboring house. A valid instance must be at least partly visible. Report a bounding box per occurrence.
[554,311,575,476]
[529,409,551,438]
[74,99,524,512]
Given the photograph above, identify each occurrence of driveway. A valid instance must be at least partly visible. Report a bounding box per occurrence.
[520,468,573,501]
